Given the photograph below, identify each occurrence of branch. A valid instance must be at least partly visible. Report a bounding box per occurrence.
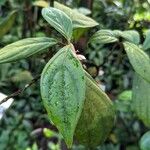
[0,75,41,105]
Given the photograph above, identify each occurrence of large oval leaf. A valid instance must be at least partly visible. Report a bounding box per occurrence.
[42,7,73,41]
[40,45,86,147]
[132,74,150,127]
[123,42,150,83]
[90,30,118,44]
[54,1,98,29]
[0,37,57,63]
[0,11,17,38]
[75,72,115,148]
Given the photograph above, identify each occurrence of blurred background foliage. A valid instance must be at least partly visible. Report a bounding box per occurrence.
[0,0,150,150]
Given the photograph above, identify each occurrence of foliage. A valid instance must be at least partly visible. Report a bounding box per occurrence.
[0,0,150,150]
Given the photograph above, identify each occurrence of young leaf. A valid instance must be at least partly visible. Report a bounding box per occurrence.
[132,74,150,127]
[0,37,57,63]
[40,45,86,147]
[123,42,150,83]
[42,7,73,41]
[90,30,118,44]
[0,11,17,38]
[143,30,150,50]
[75,72,115,148]
[54,1,99,29]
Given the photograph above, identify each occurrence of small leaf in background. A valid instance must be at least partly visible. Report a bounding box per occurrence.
[43,128,56,138]
[118,90,132,101]
[33,0,49,7]
[54,1,99,29]
[132,74,150,127]
[0,11,17,38]
[42,7,73,41]
[0,37,57,63]
[123,42,150,83]
[140,131,150,150]
[40,45,86,147]
[90,30,118,44]
[143,30,150,50]
[11,71,33,83]
[75,72,115,148]
[75,7,91,16]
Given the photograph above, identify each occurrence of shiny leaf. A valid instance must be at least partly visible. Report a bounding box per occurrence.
[42,7,73,41]
[40,45,86,147]
[0,37,57,63]
[123,42,150,83]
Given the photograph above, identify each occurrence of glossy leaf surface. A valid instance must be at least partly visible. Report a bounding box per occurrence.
[40,45,86,147]
[0,37,57,63]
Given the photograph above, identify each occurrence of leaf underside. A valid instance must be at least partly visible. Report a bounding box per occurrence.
[40,45,85,147]
[75,72,115,147]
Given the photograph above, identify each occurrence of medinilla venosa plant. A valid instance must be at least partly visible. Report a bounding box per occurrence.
[0,5,115,148]
[0,2,150,149]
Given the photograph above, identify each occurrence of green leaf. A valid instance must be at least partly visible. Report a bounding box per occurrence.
[75,72,115,148]
[120,30,140,44]
[90,30,118,44]
[123,42,150,83]
[132,74,150,127]
[0,11,17,38]
[33,0,49,7]
[43,128,56,138]
[54,1,99,29]
[140,131,150,150]
[0,37,57,63]
[40,45,86,147]
[118,90,132,101]
[42,7,73,41]
[143,30,150,50]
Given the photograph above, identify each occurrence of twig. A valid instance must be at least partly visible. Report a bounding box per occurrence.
[0,75,40,105]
